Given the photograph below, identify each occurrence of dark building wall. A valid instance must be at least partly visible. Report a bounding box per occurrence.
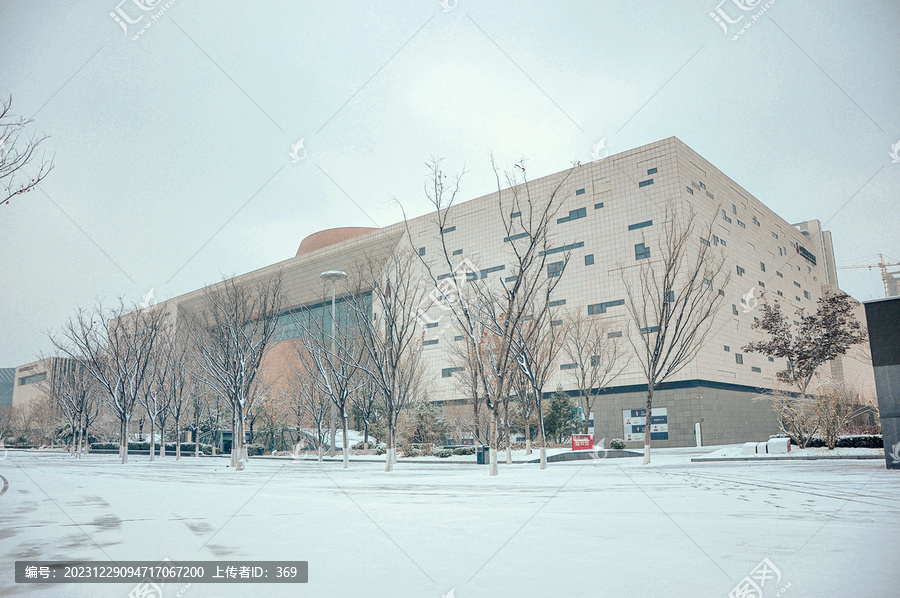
[0,368,14,408]
[864,297,900,470]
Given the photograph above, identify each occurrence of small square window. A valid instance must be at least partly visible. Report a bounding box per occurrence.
[736,266,745,276]
[699,181,706,189]
[760,262,766,272]
[735,354,743,365]
[724,345,730,352]
[452,249,463,256]
[418,247,426,256]
[804,290,810,299]
[685,186,694,195]
[584,254,594,266]
[634,243,650,260]
[751,366,761,373]
[768,356,774,362]
[758,281,765,288]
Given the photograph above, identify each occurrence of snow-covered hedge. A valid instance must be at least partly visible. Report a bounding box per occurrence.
[769,434,882,449]
[610,438,627,449]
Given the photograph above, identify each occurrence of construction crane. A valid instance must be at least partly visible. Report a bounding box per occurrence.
[837,253,900,298]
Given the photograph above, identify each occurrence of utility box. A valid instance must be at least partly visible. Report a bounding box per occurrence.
[476,445,489,465]
[767,438,791,454]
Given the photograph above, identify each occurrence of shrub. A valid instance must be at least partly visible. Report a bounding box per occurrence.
[804,434,882,449]
[610,438,627,450]
[432,449,452,458]
[405,448,423,458]
[245,443,266,456]
[452,447,475,456]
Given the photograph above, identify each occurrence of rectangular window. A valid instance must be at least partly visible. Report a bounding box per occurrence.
[737,220,746,229]
[700,237,710,246]
[634,243,650,260]
[594,202,604,209]
[647,167,658,175]
[510,211,521,218]
[505,275,517,283]
[776,271,783,278]
[18,372,47,385]
[543,241,585,256]
[640,326,659,334]
[608,331,622,338]
[804,290,811,299]
[557,207,587,224]
[584,254,594,266]
[442,367,463,378]
[713,235,719,245]
[550,319,563,327]
[418,247,426,256]
[706,191,715,199]
[638,179,654,188]
[772,232,779,239]
[575,188,586,195]
[778,247,784,256]
[452,249,463,256]
[692,181,701,189]
[724,345,730,352]
[735,354,743,365]
[732,204,737,214]
[560,363,577,370]
[719,289,725,296]
[752,216,760,226]
[699,181,706,189]
[685,186,694,195]
[758,281,765,288]
[547,261,565,278]
[751,366,761,373]
[720,238,726,246]
[549,299,567,307]
[479,265,505,278]
[721,211,732,223]
[736,266,745,276]
[768,356,775,362]
[794,281,801,288]
[504,232,529,242]
[442,226,456,233]
[732,304,739,315]
[760,262,766,272]
[423,339,438,346]
[665,290,675,302]
[587,299,625,315]
[425,322,439,329]
[777,290,783,297]
[628,220,653,231]
[454,335,464,341]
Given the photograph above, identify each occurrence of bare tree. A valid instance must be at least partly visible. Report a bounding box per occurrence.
[351,377,380,449]
[52,299,167,463]
[413,157,576,476]
[185,274,283,469]
[515,308,565,469]
[285,357,332,461]
[349,251,428,471]
[292,286,367,469]
[622,202,729,464]
[162,331,196,460]
[561,311,630,435]
[41,357,102,458]
[0,95,54,208]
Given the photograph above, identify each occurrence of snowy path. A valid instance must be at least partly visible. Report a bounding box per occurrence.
[1,448,898,597]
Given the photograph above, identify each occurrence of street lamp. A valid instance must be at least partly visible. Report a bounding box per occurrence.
[320,270,347,457]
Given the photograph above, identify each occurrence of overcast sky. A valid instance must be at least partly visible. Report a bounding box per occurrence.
[1,0,898,367]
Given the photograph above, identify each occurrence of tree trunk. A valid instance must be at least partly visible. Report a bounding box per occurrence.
[342,410,349,469]
[384,424,393,472]
[230,407,238,468]
[582,395,591,434]
[504,403,512,465]
[148,416,156,462]
[525,417,532,455]
[489,406,498,477]
[121,418,129,464]
[175,418,181,460]
[643,387,653,465]
[159,421,165,458]
[473,394,481,444]
[537,394,547,470]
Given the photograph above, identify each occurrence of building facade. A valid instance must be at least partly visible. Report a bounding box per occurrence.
[162,137,877,447]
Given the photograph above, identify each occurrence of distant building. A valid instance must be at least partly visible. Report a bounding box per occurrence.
[0,368,14,408]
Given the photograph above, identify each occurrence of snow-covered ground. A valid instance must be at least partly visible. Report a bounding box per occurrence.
[696,445,885,460]
[1,446,898,597]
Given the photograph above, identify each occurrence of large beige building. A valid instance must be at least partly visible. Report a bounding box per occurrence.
[154,138,878,447]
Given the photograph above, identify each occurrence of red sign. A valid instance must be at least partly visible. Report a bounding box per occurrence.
[571,434,594,451]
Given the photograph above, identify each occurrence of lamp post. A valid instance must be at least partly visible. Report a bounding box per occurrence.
[320,270,347,458]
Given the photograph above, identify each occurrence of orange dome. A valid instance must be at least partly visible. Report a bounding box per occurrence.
[296,227,377,257]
